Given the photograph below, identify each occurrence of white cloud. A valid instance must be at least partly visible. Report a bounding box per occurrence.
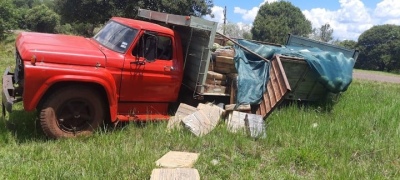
[233,0,278,23]
[220,0,400,41]
[383,19,400,25]
[234,7,260,22]
[303,0,400,40]
[204,6,225,23]
[303,0,375,40]
[374,0,400,18]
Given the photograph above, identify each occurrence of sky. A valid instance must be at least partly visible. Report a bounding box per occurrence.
[204,0,400,40]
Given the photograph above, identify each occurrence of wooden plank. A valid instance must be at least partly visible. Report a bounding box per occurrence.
[255,56,291,118]
[215,49,235,57]
[244,113,266,138]
[204,84,227,94]
[150,168,200,180]
[271,58,285,94]
[182,110,210,137]
[205,78,227,86]
[214,66,237,74]
[229,74,237,104]
[215,56,235,65]
[206,71,226,80]
[168,103,197,130]
[226,111,266,138]
[155,151,200,168]
[226,111,246,133]
[275,56,291,91]
[266,79,277,105]
[182,104,225,136]
[196,103,226,120]
[225,104,251,111]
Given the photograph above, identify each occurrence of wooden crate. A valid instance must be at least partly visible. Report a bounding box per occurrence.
[228,56,291,119]
[254,56,291,118]
[278,55,330,101]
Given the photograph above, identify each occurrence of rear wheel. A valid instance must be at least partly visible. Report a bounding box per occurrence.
[40,86,105,139]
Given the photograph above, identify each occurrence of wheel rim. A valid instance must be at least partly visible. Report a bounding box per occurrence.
[56,98,95,132]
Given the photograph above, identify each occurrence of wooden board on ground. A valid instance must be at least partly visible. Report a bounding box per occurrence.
[225,104,251,111]
[244,113,266,138]
[150,168,200,180]
[155,151,200,168]
[167,103,197,130]
[226,111,266,138]
[196,103,226,117]
[182,103,225,136]
[226,111,246,133]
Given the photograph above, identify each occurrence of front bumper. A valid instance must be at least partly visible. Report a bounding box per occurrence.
[2,67,17,116]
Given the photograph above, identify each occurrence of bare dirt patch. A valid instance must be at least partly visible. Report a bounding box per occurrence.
[353,70,400,84]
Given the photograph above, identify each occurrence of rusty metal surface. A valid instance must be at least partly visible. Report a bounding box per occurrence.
[255,56,291,118]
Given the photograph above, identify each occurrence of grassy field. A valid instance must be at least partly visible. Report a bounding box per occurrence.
[1,34,400,179]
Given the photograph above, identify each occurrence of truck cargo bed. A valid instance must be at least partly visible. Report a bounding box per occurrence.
[138,9,221,97]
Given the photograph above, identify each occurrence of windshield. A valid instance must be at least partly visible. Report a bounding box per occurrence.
[94,21,138,53]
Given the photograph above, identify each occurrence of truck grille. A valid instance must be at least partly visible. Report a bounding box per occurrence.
[14,49,24,85]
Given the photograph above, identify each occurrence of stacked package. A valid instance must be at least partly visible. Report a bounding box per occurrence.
[205,48,237,94]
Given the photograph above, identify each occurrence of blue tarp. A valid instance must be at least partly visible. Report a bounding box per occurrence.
[234,39,356,105]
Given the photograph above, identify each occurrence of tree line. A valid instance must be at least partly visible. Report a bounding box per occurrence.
[0,0,213,37]
[1,0,399,73]
[248,1,400,73]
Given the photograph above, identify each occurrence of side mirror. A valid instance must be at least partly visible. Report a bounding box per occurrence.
[144,36,157,62]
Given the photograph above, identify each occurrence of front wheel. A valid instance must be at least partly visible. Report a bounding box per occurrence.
[39,86,106,139]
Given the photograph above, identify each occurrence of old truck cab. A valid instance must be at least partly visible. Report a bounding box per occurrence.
[2,17,185,138]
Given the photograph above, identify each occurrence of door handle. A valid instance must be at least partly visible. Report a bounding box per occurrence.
[164,66,174,71]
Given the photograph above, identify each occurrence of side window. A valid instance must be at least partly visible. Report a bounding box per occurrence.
[132,34,173,61]
[156,36,173,60]
[132,35,146,58]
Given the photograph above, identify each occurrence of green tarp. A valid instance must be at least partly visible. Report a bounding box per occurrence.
[234,39,356,105]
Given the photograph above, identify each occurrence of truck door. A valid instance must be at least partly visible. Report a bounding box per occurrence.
[119,32,181,102]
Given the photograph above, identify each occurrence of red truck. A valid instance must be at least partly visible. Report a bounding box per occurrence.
[2,9,222,139]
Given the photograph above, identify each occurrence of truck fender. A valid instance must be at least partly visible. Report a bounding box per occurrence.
[28,75,118,121]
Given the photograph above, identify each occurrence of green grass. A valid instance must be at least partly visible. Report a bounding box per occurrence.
[1,35,400,179]
[0,33,16,69]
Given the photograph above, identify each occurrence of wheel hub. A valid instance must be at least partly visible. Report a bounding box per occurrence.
[56,99,94,132]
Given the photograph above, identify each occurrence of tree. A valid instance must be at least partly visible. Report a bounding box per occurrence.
[54,0,213,36]
[356,25,400,72]
[219,22,252,39]
[311,23,334,42]
[12,0,53,8]
[25,4,60,33]
[146,0,213,17]
[251,1,312,44]
[54,0,113,28]
[0,0,17,39]
[335,39,357,49]
[110,0,213,18]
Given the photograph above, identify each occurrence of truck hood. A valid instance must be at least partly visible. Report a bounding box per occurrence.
[16,32,106,67]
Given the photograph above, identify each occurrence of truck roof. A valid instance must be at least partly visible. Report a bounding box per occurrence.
[111,17,174,35]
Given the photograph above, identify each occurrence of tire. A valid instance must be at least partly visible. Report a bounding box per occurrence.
[39,86,105,139]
